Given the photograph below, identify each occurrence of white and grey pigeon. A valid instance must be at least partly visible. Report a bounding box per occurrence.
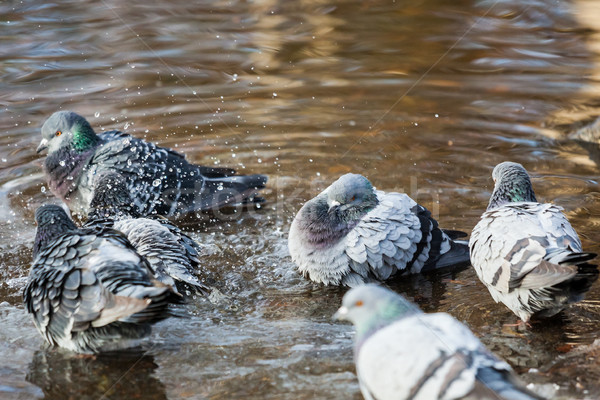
[288,173,470,286]
[334,285,545,400]
[24,204,182,353]
[85,171,210,295]
[37,111,267,217]
[469,161,598,322]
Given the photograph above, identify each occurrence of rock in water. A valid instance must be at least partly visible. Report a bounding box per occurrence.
[288,173,470,286]
[86,171,210,295]
[24,204,181,353]
[469,161,598,322]
[334,285,545,400]
[37,111,267,217]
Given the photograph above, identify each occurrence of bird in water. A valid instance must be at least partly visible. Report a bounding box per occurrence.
[24,204,182,353]
[334,284,545,400]
[37,111,267,217]
[85,171,211,295]
[469,161,598,323]
[288,173,470,286]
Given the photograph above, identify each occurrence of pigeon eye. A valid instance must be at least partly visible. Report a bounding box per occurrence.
[355,300,363,307]
[55,131,62,137]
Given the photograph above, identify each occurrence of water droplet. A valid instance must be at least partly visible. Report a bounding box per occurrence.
[1,158,6,163]
[124,122,130,129]
[257,158,262,163]
[272,92,277,97]
[94,112,100,118]
[40,186,46,193]
[59,160,66,167]
[216,184,224,191]
[152,179,161,187]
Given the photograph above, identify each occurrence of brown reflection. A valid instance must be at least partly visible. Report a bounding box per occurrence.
[26,349,167,400]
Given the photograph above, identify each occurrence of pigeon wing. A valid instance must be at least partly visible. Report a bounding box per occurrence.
[346,192,421,280]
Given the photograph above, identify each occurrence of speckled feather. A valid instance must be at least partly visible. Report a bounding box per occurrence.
[24,205,180,353]
[40,111,267,217]
[469,162,598,322]
[85,172,210,295]
[288,174,470,287]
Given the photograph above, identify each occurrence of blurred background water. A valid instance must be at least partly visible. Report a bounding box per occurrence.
[2,0,600,398]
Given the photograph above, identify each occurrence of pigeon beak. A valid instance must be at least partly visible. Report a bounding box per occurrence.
[36,139,49,154]
[328,200,341,214]
[333,306,348,321]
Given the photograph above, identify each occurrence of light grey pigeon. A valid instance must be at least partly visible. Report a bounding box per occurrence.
[288,173,470,286]
[469,162,598,322]
[24,204,182,353]
[334,284,545,400]
[85,171,210,295]
[37,111,267,217]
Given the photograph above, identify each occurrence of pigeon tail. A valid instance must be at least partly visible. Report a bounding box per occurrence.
[431,239,471,271]
[194,174,268,210]
[412,205,471,272]
[475,366,545,400]
[552,262,599,306]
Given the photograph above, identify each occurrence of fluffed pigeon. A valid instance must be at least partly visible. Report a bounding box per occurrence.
[85,171,210,295]
[24,204,181,353]
[334,284,545,400]
[288,173,470,286]
[37,111,267,217]
[469,162,598,322]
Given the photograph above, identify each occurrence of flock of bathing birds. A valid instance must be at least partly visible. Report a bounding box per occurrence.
[24,110,599,399]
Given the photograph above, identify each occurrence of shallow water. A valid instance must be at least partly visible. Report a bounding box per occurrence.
[2,0,600,398]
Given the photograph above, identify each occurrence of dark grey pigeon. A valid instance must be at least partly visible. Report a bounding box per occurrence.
[86,171,210,295]
[334,285,545,400]
[288,173,470,286]
[37,111,267,217]
[24,204,181,353]
[469,162,598,322]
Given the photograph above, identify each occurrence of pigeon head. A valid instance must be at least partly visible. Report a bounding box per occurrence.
[325,174,379,221]
[487,162,537,210]
[33,204,78,256]
[38,111,101,154]
[89,172,140,219]
[334,284,420,342]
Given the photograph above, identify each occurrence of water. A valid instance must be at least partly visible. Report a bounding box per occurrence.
[2,0,600,398]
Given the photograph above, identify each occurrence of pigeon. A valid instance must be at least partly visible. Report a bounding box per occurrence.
[85,171,210,295]
[23,204,182,353]
[469,161,598,322]
[334,284,545,400]
[288,173,470,286]
[37,111,267,217]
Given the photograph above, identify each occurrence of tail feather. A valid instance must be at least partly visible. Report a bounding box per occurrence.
[411,205,471,272]
[441,229,468,240]
[196,174,268,210]
[473,366,545,400]
[556,263,599,304]
[557,251,597,265]
[433,239,471,270]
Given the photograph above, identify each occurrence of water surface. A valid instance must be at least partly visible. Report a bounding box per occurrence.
[2,0,600,399]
